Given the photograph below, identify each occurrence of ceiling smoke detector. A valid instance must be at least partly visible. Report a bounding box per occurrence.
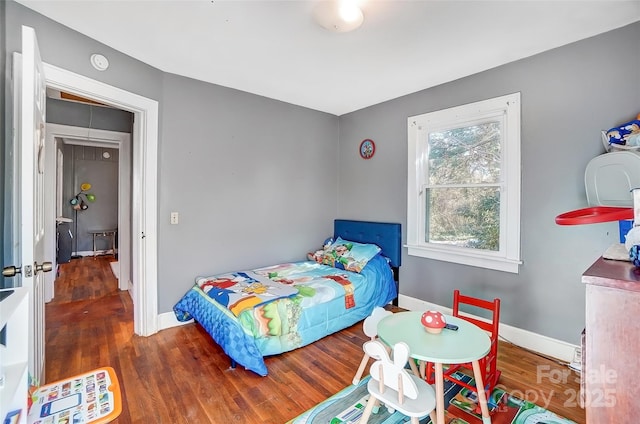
[90,53,109,71]
[313,0,364,33]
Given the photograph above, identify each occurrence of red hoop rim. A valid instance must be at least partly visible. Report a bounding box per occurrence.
[555,206,633,225]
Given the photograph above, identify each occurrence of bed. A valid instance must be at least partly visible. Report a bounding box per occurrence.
[173,219,402,376]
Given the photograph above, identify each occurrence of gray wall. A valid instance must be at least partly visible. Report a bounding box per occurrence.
[158,72,339,311]
[47,98,133,133]
[337,22,640,344]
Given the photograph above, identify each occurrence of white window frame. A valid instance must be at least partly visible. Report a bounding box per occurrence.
[407,92,522,273]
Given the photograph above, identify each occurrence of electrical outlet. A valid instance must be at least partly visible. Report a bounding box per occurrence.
[568,346,582,373]
[573,347,582,364]
[170,212,179,225]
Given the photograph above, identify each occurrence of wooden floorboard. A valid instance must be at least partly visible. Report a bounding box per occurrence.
[45,256,586,423]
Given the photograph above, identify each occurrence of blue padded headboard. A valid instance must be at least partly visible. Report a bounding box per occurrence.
[334,219,402,268]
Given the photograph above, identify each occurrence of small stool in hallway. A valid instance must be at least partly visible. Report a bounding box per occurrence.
[88,229,117,257]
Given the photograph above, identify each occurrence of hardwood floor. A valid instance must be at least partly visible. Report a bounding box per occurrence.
[46,257,585,423]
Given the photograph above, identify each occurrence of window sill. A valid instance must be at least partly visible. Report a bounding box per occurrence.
[406,244,521,273]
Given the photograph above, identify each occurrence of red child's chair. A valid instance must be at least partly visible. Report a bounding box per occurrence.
[425,290,501,396]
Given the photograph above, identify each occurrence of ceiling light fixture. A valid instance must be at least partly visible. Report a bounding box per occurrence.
[313,0,364,33]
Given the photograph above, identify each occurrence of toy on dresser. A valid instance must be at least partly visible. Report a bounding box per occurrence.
[603,113,640,149]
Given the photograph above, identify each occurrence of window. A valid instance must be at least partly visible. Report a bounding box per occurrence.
[407,93,521,273]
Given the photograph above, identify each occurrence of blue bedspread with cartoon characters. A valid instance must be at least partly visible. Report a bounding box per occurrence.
[192,271,298,317]
[173,254,396,376]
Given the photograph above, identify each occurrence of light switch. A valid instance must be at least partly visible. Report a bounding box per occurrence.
[170,212,179,225]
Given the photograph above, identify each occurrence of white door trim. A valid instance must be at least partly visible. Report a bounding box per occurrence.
[42,63,159,336]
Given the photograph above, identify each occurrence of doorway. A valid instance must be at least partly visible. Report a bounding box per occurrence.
[45,124,132,297]
[42,62,159,336]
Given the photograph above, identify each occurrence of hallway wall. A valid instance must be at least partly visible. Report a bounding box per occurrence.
[63,145,119,253]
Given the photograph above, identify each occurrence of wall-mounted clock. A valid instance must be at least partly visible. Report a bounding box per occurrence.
[359,139,375,159]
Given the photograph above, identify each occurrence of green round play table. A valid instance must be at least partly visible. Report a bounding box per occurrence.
[378,311,493,424]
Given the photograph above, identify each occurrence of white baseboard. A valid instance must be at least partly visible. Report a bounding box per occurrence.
[75,250,116,257]
[398,294,578,364]
[158,311,193,330]
[157,294,578,364]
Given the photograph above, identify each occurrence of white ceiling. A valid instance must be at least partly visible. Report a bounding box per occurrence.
[16,0,640,116]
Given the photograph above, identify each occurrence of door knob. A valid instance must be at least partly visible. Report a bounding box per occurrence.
[2,266,21,277]
[35,262,53,273]
[3,262,52,277]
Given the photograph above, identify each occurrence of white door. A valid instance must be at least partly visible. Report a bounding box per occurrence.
[12,25,51,384]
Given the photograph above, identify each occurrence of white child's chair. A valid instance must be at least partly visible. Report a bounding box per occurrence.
[359,341,437,424]
[352,307,393,385]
